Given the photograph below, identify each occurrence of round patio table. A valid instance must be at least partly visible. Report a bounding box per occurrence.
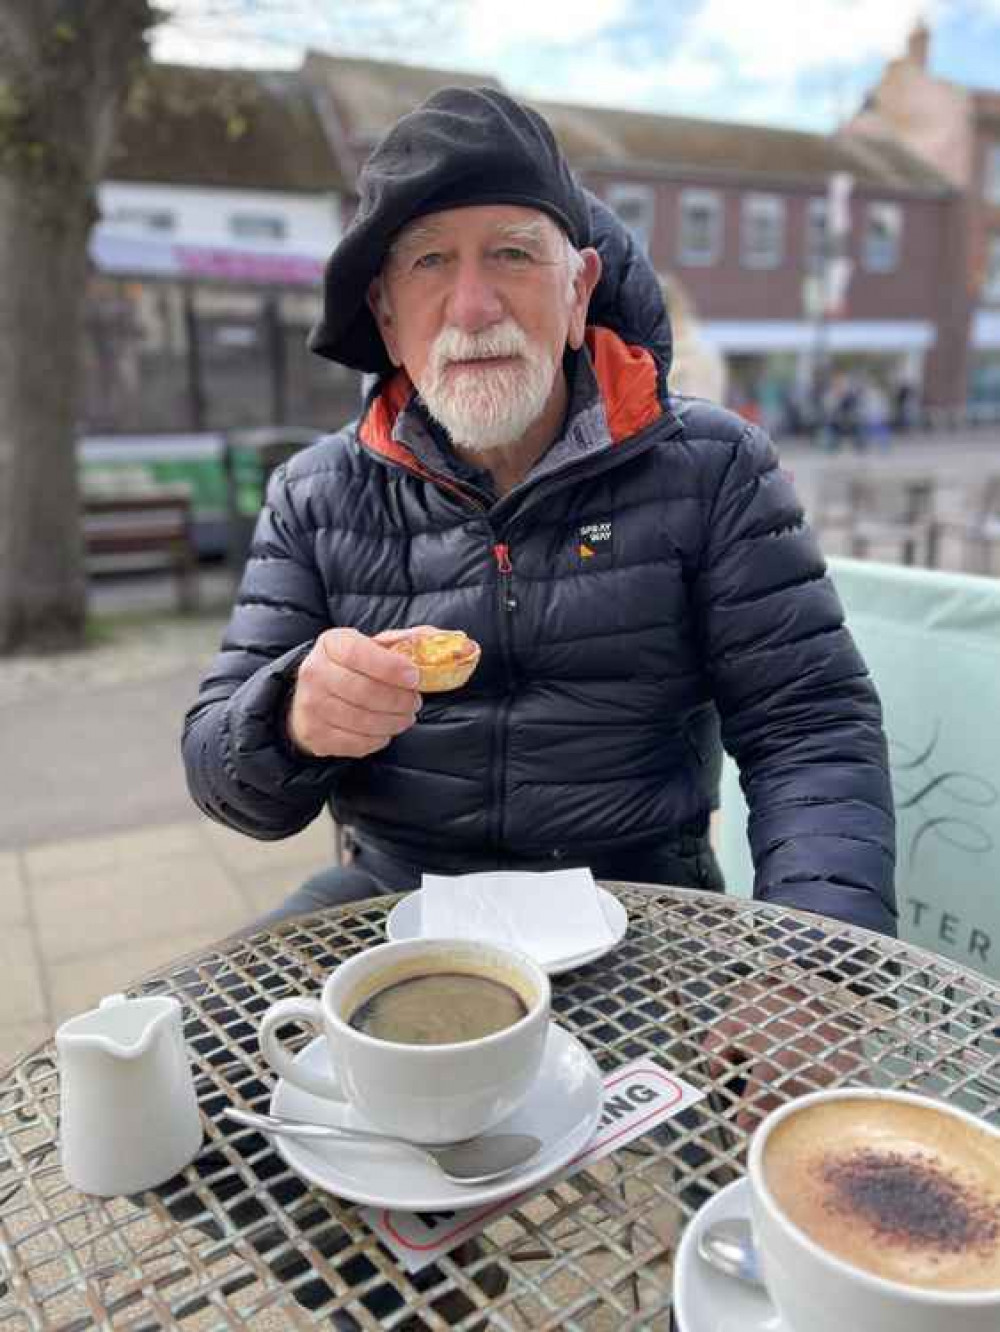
[1,885,999,1330]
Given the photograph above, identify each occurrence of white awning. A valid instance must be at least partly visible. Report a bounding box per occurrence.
[701,320,936,354]
[89,229,325,287]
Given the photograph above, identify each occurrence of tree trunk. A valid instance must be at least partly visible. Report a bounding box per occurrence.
[0,174,90,649]
[0,0,155,653]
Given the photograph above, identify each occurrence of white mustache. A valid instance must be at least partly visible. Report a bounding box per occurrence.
[429,321,529,374]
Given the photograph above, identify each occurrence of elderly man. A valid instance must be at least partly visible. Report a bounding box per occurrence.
[183,87,895,942]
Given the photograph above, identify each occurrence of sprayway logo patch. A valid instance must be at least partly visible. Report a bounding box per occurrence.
[578,519,613,563]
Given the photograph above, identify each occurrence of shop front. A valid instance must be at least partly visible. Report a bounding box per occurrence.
[84,230,359,436]
[701,319,935,437]
[969,310,1000,416]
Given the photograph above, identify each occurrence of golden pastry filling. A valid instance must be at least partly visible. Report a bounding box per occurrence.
[391,631,481,691]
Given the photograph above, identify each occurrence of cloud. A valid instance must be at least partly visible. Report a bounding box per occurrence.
[481,0,967,127]
[154,0,632,70]
[670,0,933,83]
[457,0,629,60]
[512,56,666,109]
[527,0,982,129]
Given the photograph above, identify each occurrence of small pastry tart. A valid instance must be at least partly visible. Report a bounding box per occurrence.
[391,630,482,692]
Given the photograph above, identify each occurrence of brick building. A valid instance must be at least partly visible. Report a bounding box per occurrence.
[846,20,1000,413]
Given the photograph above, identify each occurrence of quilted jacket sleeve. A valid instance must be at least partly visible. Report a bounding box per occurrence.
[697,424,897,935]
[182,464,345,839]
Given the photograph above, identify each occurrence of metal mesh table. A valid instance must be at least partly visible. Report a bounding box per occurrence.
[2,885,999,1330]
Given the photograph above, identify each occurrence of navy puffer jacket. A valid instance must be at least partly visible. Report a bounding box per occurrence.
[183,200,896,935]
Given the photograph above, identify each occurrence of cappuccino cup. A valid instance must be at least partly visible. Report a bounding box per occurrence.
[748,1087,1000,1332]
[258,938,550,1144]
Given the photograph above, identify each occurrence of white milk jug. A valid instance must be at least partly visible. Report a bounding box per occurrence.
[57,992,202,1196]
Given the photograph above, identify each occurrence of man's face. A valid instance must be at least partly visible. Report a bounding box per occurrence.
[369,204,599,451]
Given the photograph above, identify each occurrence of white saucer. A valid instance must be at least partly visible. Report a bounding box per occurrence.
[384,886,628,975]
[269,1022,603,1211]
[674,1178,786,1332]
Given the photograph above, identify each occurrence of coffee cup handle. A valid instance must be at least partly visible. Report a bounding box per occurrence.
[258,998,347,1103]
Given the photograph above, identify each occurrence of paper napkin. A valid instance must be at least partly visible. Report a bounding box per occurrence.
[419,868,617,967]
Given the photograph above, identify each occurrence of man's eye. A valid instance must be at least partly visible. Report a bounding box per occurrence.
[412,252,445,270]
[494,247,533,265]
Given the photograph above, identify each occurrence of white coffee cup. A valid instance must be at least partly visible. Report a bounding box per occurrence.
[748,1087,1000,1332]
[258,937,550,1144]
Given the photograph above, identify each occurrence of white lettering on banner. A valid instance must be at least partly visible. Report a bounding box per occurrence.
[361,1058,704,1273]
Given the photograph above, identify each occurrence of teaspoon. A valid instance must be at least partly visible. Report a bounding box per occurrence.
[225,1107,542,1184]
[697,1217,766,1289]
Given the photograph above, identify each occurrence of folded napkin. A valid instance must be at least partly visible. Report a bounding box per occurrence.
[419,868,617,967]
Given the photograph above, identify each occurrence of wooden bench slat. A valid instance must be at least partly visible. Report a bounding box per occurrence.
[82,489,198,611]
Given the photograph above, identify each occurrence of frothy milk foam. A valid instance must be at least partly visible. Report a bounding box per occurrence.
[764,1097,1000,1291]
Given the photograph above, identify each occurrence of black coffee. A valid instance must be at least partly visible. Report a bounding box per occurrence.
[348,971,528,1045]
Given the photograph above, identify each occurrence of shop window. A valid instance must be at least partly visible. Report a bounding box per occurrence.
[82,280,189,432]
[969,354,1000,406]
[280,290,360,426]
[805,199,828,273]
[863,202,902,272]
[679,190,722,266]
[193,288,270,429]
[985,144,1000,205]
[605,183,655,254]
[985,234,1000,302]
[105,206,176,234]
[741,194,784,269]
[229,213,287,242]
[82,277,360,434]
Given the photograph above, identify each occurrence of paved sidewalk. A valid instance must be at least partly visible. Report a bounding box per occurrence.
[0,815,333,1069]
[0,604,333,1071]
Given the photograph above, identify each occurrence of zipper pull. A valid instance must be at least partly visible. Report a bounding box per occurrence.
[493,542,516,611]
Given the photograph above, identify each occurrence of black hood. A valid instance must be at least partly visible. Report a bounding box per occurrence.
[585,192,672,382]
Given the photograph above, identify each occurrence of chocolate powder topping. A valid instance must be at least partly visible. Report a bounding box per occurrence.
[819,1149,1000,1254]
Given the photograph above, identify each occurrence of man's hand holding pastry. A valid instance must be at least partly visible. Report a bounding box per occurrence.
[287,626,479,759]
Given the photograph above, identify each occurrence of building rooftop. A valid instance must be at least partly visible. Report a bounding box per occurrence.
[533,98,955,194]
[107,63,345,193]
[107,57,956,201]
[302,52,499,149]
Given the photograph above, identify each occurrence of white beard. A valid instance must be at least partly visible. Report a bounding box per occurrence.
[417,319,559,453]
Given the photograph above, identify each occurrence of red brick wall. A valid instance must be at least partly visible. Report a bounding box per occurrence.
[585,170,953,324]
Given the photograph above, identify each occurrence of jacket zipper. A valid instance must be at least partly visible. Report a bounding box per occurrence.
[479,427,682,856]
[490,541,516,855]
[493,541,514,606]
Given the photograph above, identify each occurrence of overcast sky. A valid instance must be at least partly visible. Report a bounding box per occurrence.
[154,0,1000,131]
